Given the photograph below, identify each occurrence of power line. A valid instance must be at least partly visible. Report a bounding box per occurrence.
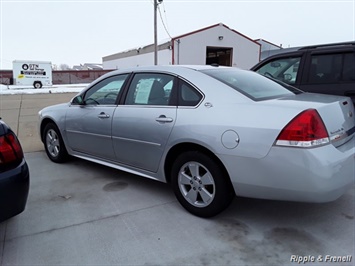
[158,4,172,39]
[162,1,170,35]
[150,0,172,39]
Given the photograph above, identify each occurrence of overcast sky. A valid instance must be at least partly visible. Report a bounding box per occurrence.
[0,0,354,69]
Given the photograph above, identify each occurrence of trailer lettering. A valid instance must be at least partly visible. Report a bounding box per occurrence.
[21,70,46,76]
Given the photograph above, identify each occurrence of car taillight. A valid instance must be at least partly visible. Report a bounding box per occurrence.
[275,109,329,148]
[0,132,24,165]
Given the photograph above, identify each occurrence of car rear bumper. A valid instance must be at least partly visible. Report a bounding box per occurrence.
[0,159,30,222]
[220,136,355,203]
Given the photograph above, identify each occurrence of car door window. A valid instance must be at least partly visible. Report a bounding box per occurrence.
[342,53,355,82]
[178,80,203,106]
[125,73,174,105]
[308,54,343,84]
[255,57,301,85]
[84,74,128,105]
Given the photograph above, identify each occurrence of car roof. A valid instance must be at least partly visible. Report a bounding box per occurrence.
[93,65,239,85]
[108,64,230,73]
[260,41,355,60]
[252,41,355,70]
[298,41,354,50]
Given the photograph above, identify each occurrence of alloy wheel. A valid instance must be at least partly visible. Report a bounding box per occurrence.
[46,129,60,158]
[178,161,216,208]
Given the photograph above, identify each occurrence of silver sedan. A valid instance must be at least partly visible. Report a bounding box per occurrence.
[38,65,355,217]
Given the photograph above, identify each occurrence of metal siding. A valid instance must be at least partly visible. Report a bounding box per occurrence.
[176,26,260,69]
[101,24,260,70]
[102,49,172,69]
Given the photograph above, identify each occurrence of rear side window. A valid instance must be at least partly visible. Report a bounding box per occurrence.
[201,68,296,101]
[342,53,355,81]
[178,80,203,106]
[255,57,301,85]
[308,53,355,83]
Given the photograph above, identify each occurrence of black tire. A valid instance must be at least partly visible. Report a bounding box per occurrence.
[33,81,42,89]
[171,151,234,217]
[43,123,68,163]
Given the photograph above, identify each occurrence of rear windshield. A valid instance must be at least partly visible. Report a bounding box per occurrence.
[201,68,300,101]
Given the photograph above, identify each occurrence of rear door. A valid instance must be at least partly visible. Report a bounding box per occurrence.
[299,48,355,103]
[112,72,177,172]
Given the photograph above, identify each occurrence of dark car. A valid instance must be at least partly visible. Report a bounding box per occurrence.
[251,42,355,104]
[0,119,29,222]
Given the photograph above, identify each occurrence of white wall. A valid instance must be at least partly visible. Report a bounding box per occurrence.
[173,25,260,69]
[103,49,172,70]
[256,40,281,52]
[103,25,260,70]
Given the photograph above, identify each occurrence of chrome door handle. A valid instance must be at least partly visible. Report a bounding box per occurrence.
[156,115,173,123]
[98,112,110,119]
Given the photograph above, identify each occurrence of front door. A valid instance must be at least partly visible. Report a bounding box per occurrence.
[66,105,117,160]
[65,74,129,160]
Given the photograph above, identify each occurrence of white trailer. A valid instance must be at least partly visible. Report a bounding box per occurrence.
[13,60,52,88]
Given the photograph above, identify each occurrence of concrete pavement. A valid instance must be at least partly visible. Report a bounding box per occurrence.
[1,152,354,265]
[0,92,354,265]
[0,93,77,152]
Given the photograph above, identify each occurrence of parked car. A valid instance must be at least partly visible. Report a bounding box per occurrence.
[251,42,355,104]
[38,65,355,217]
[0,119,29,222]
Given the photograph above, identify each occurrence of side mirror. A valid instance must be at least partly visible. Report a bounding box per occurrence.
[72,95,84,105]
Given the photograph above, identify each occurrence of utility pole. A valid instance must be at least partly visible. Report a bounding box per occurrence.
[154,0,163,65]
[154,0,158,65]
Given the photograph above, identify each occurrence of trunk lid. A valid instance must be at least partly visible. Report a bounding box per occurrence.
[266,93,355,147]
[316,98,355,147]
